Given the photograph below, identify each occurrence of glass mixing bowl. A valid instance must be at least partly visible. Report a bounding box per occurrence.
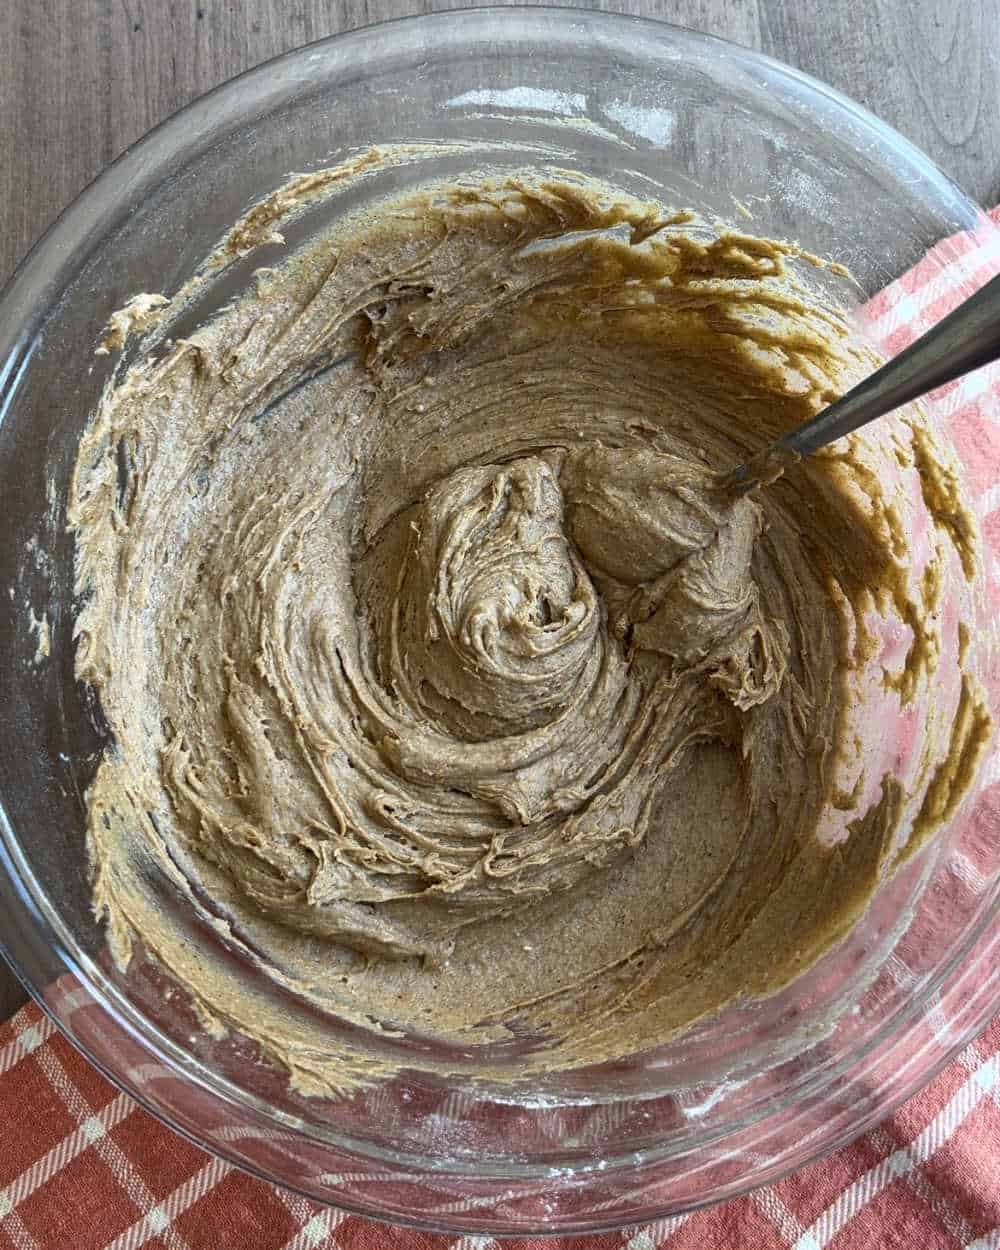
[0,8,998,1235]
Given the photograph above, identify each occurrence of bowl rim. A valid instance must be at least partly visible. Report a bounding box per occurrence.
[0,4,997,1228]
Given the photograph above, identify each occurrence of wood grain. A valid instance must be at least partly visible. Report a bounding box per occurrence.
[2,0,999,290]
[1,0,998,1014]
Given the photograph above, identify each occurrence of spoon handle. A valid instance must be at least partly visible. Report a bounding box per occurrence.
[733,270,1000,482]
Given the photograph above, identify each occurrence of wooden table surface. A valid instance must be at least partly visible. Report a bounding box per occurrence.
[1,0,998,1017]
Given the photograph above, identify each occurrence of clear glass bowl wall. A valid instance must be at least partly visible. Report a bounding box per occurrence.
[0,8,997,1235]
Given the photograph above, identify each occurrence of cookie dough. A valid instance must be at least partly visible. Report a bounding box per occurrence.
[69,166,992,1092]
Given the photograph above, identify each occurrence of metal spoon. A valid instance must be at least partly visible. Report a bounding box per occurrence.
[730,271,1000,491]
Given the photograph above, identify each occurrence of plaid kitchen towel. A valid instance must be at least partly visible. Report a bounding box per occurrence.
[1,207,999,1250]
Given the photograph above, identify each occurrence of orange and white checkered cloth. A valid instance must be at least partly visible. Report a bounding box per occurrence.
[1,209,999,1250]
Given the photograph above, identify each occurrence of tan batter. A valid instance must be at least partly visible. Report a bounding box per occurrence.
[68,165,992,1093]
